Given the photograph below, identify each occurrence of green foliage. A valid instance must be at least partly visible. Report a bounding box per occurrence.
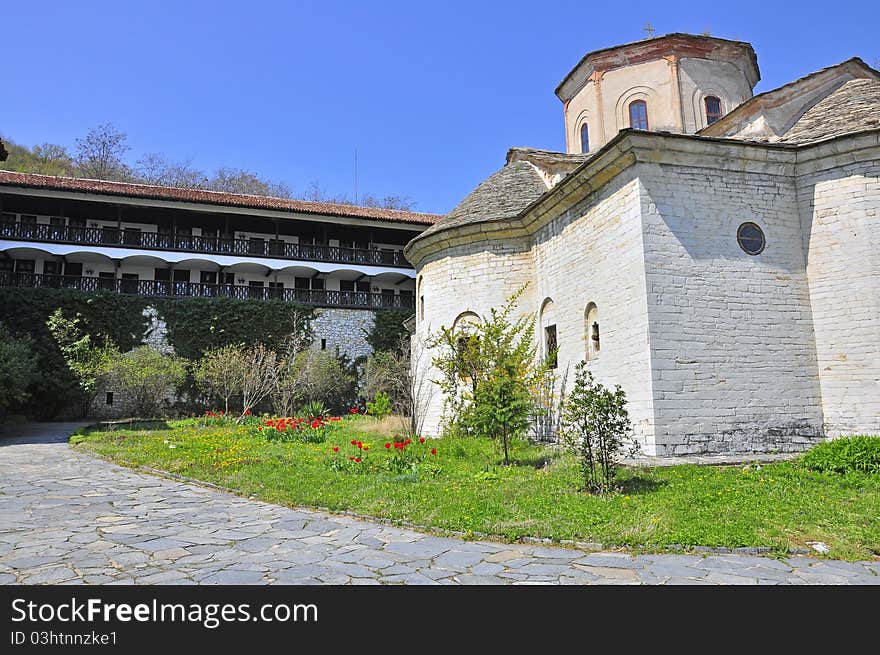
[801,436,880,475]
[560,361,636,494]
[284,350,357,414]
[365,310,413,355]
[113,346,188,418]
[366,391,393,419]
[46,309,120,416]
[300,400,329,419]
[428,285,547,464]
[0,136,76,176]
[0,288,313,418]
[194,344,247,414]
[157,297,312,361]
[0,324,40,414]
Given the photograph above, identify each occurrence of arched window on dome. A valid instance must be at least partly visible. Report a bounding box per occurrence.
[705,96,723,125]
[628,100,649,130]
[580,123,590,154]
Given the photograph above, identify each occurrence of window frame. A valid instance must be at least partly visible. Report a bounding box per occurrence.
[628,100,649,130]
[704,95,723,125]
[736,222,766,256]
[580,123,590,154]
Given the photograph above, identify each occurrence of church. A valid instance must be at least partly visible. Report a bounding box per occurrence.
[404,33,880,456]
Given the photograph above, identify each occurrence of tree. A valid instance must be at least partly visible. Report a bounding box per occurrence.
[194,344,246,414]
[74,123,131,180]
[365,310,414,355]
[113,346,188,417]
[240,343,279,419]
[0,324,40,415]
[278,349,356,414]
[135,153,208,188]
[208,167,291,198]
[428,286,546,464]
[359,193,416,211]
[46,309,119,416]
[560,361,636,495]
[271,331,310,416]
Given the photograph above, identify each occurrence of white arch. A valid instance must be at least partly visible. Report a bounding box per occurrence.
[615,85,656,132]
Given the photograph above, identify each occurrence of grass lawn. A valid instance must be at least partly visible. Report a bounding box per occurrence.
[70,416,880,561]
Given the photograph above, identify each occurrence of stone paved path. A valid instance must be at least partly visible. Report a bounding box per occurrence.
[1,423,878,585]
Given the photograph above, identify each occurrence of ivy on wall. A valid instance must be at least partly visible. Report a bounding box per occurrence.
[364,309,414,355]
[0,288,313,418]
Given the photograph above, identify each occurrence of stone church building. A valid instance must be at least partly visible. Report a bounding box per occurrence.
[404,33,880,456]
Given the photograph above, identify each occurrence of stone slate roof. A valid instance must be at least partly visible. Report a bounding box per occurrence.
[505,147,589,166]
[779,78,880,144]
[417,161,549,239]
[0,170,441,226]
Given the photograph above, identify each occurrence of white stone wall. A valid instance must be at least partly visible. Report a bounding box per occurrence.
[415,240,534,436]
[530,172,657,452]
[638,162,825,455]
[797,151,880,438]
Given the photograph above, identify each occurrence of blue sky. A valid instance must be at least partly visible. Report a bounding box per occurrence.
[4,1,877,214]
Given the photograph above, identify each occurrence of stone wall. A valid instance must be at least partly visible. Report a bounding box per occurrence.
[797,138,880,438]
[530,171,657,452]
[310,308,376,361]
[414,239,535,437]
[411,131,880,456]
[89,305,381,418]
[639,158,825,455]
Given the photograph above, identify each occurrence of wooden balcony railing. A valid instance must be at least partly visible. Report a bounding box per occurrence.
[0,221,410,269]
[0,271,415,310]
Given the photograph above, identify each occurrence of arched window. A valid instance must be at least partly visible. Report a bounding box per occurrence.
[417,276,424,322]
[452,312,480,382]
[628,100,649,130]
[580,123,590,154]
[539,298,558,369]
[705,96,722,125]
[585,303,600,360]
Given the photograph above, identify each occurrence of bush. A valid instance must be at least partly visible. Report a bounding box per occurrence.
[0,324,40,415]
[300,400,329,419]
[428,285,546,465]
[279,350,356,414]
[113,346,188,417]
[194,344,246,414]
[47,309,120,416]
[560,361,636,494]
[366,392,392,419]
[801,436,880,475]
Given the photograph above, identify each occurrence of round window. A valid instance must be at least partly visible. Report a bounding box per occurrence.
[737,222,765,255]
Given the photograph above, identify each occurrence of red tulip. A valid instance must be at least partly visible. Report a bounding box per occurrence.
[419,437,426,444]
[431,448,437,455]
[349,456,355,461]
[385,443,391,449]
[332,446,339,452]
[363,446,369,451]
[355,457,362,463]
[350,440,357,446]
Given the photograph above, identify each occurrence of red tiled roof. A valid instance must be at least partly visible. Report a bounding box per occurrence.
[0,170,441,226]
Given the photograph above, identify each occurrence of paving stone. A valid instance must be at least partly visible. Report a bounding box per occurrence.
[572,565,640,581]
[572,553,639,569]
[433,550,489,571]
[200,570,267,585]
